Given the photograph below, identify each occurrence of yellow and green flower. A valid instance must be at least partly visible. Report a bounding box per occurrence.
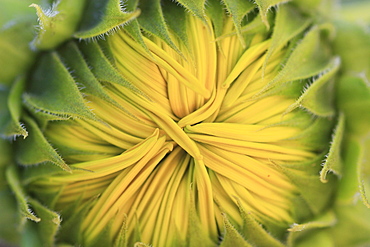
[0,0,369,246]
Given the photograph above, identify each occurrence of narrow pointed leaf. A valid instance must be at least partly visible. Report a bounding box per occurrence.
[23,51,97,121]
[75,0,140,39]
[6,166,40,223]
[257,26,332,97]
[264,4,312,73]
[238,202,285,247]
[219,213,252,247]
[28,198,61,247]
[320,113,345,182]
[285,58,339,117]
[175,0,206,21]
[255,0,291,28]
[222,0,255,46]
[15,115,71,172]
[137,0,180,53]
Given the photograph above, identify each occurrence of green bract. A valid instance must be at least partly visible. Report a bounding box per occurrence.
[0,0,369,246]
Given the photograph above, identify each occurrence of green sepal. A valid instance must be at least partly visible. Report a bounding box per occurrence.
[287,210,337,247]
[285,57,339,117]
[5,165,40,223]
[333,20,370,79]
[163,1,189,48]
[0,188,21,244]
[0,76,27,138]
[75,0,140,39]
[113,215,128,247]
[137,0,181,54]
[30,0,86,50]
[320,113,344,182]
[240,13,267,35]
[206,0,225,39]
[15,115,71,172]
[21,219,43,247]
[122,20,148,51]
[0,19,37,85]
[88,218,116,247]
[27,197,61,247]
[221,0,255,47]
[116,0,147,51]
[57,41,126,112]
[0,138,11,188]
[336,136,362,204]
[23,51,97,122]
[256,25,333,97]
[287,115,334,151]
[175,0,206,22]
[219,213,252,247]
[58,197,97,245]
[264,4,312,74]
[237,202,285,247]
[21,162,68,186]
[254,0,292,28]
[328,201,370,247]
[336,75,370,137]
[78,41,140,93]
[281,154,337,216]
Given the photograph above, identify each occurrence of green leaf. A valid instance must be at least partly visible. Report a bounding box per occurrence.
[328,202,370,247]
[57,41,125,111]
[336,136,362,204]
[285,58,340,117]
[264,4,312,74]
[15,115,71,172]
[23,51,97,122]
[219,213,252,247]
[88,219,115,247]
[222,0,255,47]
[287,210,337,247]
[333,20,370,79]
[320,113,345,182]
[137,0,180,53]
[206,0,225,39]
[78,41,139,93]
[163,0,189,47]
[256,25,333,97]
[0,188,20,244]
[238,202,285,247]
[175,0,206,21]
[30,0,87,50]
[113,215,128,247]
[254,0,291,28]
[0,77,28,138]
[75,0,140,39]
[280,154,337,216]
[5,165,40,223]
[56,197,97,244]
[0,20,37,85]
[28,198,61,247]
[336,75,370,137]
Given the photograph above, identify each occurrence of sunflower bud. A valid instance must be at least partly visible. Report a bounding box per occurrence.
[1,0,369,246]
